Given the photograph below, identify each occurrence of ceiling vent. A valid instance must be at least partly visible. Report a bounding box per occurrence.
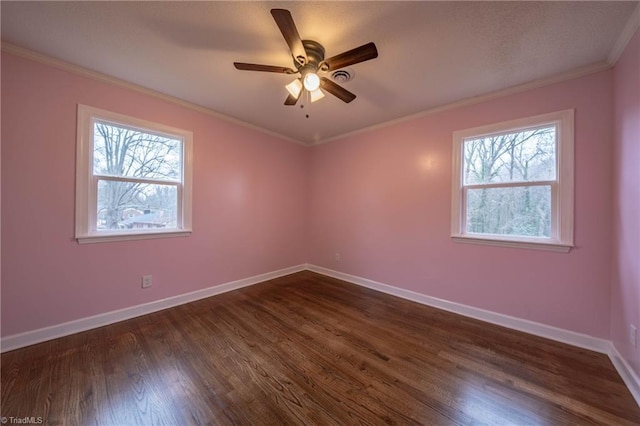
[331,69,353,83]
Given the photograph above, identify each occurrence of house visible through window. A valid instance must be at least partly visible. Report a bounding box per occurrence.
[451,110,574,252]
[76,105,193,243]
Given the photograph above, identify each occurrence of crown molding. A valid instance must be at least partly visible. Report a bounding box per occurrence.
[607,2,640,66]
[314,61,611,145]
[0,41,615,148]
[0,42,307,146]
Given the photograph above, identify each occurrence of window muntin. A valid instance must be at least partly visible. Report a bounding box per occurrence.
[76,105,192,243]
[451,110,574,251]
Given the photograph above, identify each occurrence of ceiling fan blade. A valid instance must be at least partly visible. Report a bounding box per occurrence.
[320,77,356,103]
[321,42,378,71]
[234,62,296,74]
[284,93,300,106]
[271,9,307,64]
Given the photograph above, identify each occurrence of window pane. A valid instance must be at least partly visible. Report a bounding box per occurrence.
[463,126,556,185]
[97,180,178,231]
[93,121,182,181]
[466,186,551,237]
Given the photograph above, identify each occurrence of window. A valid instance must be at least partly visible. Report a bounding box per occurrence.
[76,105,193,243]
[451,109,574,252]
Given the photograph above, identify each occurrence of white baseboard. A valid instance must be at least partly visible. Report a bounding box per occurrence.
[1,264,306,353]
[307,264,640,407]
[3,262,638,409]
[307,265,611,353]
[609,343,640,407]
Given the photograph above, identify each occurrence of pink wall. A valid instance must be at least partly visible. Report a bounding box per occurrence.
[1,53,309,337]
[611,29,640,377]
[0,46,625,346]
[309,71,614,339]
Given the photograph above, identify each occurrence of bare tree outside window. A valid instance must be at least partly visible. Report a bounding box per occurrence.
[462,126,556,238]
[93,122,182,230]
[451,109,573,251]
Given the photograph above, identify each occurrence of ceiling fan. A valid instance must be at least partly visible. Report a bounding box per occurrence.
[234,9,378,105]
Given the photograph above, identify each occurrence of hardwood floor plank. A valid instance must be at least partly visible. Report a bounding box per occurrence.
[2,271,639,425]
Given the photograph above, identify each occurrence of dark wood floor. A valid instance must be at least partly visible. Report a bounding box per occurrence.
[2,271,639,425]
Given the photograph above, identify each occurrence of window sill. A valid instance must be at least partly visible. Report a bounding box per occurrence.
[451,235,572,253]
[77,230,191,244]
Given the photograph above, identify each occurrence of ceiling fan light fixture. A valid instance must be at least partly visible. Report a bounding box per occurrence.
[303,72,320,91]
[310,88,325,103]
[234,9,378,105]
[285,78,303,98]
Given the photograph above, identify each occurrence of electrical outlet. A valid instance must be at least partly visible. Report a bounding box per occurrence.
[631,325,637,348]
[142,275,152,288]
[335,252,341,261]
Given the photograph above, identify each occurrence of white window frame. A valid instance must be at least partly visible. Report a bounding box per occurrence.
[75,104,193,244]
[451,109,574,252]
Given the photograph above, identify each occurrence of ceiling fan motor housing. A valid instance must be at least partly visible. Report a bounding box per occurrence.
[298,40,325,70]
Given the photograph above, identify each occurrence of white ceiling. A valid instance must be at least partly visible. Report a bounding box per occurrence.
[1,1,638,145]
